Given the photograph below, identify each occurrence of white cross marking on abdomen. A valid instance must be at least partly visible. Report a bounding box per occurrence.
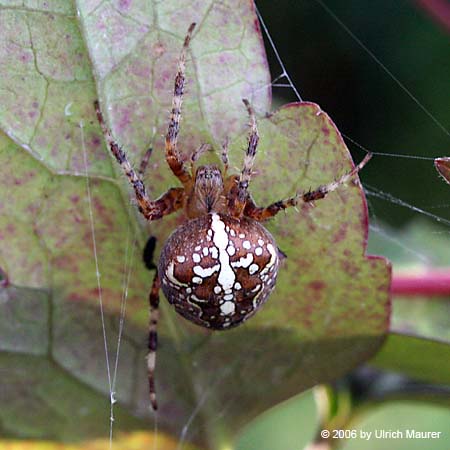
[211,213,236,291]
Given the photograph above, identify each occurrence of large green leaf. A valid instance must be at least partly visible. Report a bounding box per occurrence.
[0,0,390,448]
[371,333,450,385]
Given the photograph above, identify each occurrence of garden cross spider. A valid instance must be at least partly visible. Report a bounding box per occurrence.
[94,22,371,410]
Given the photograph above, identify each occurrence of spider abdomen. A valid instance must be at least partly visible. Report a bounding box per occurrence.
[159,213,280,330]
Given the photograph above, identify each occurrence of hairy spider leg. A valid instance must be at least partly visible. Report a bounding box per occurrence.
[149,188,186,221]
[165,22,196,187]
[95,100,156,219]
[229,99,260,217]
[244,153,373,221]
[95,101,185,221]
[147,270,161,410]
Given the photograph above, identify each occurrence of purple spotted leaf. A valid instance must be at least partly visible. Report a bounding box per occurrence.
[0,0,390,447]
[435,157,450,185]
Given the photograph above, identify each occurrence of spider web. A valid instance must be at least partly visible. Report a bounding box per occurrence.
[255,1,449,254]
[78,1,448,449]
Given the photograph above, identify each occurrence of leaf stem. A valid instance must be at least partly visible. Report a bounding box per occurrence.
[392,269,450,297]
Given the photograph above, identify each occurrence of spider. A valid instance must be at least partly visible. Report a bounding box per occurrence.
[94,22,371,410]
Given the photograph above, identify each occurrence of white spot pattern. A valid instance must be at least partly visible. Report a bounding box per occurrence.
[166,261,188,287]
[261,243,277,275]
[220,301,235,315]
[249,263,259,275]
[251,284,261,292]
[232,253,253,268]
[193,264,220,278]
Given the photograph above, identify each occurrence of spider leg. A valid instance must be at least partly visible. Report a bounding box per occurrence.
[190,143,211,174]
[165,23,196,187]
[229,99,259,217]
[95,101,154,218]
[151,187,186,220]
[95,101,185,221]
[147,269,161,410]
[221,137,230,176]
[139,147,153,178]
[143,236,157,271]
[244,153,372,221]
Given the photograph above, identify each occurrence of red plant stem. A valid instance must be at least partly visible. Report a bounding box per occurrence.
[414,0,450,34]
[392,269,450,296]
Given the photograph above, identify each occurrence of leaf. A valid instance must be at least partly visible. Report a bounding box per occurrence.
[235,390,318,450]
[0,0,390,447]
[370,333,450,385]
[435,157,450,185]
[0,286,148,440]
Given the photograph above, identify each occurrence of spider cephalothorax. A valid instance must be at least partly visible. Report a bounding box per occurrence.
[187,164,225,215]
[95,22,371,410]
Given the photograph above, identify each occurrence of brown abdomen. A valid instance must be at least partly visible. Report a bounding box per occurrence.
[158,213,280,329]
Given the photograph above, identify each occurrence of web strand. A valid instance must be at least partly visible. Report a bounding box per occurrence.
[111,224,137,421]
[257,1,449,163]
[256,1,449,232]
[80,121,114,448]
[313,0,450,139]
[365,184,450,227]
[340,132,440,161]
[369,223,431,264]
[255,5,303,102]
